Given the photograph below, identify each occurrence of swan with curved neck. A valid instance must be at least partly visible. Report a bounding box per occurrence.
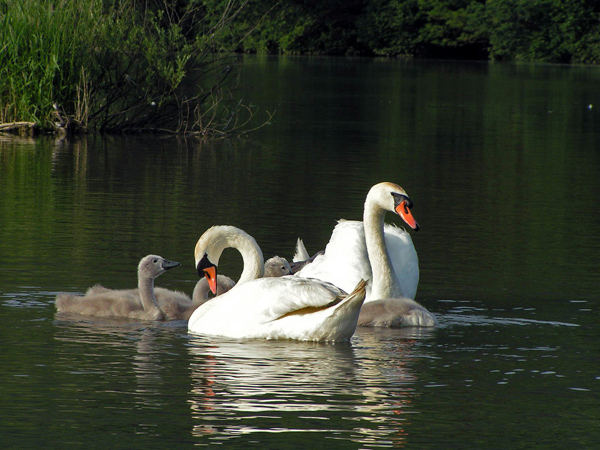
[195,225,264,293]
[296,182,436,327]
[189,225,367,341]
[55,255,180,320]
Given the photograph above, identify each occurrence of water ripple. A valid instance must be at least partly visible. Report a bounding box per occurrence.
[186,334,421,447]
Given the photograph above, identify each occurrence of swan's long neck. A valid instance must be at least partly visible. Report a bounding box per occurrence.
[232,233,264,284]
[204,226,264,285]
[138,274,160,312]
[363,200,402,300]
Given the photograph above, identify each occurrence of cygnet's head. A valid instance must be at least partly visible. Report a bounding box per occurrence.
[263,256,292,277]
[138,255,181,279]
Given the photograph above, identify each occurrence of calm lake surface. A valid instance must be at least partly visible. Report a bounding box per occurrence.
[1,56,599,449]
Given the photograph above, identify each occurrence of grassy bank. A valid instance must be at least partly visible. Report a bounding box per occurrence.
[0,0,262,136]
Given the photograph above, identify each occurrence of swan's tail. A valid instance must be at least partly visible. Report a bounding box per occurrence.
[293,238,310,262]
[84,284,110,296]
[335,279,367,313]
[323,279,367,341]
[290,237,324,274]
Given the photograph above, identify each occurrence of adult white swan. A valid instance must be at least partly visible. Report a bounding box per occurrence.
[296,182,436,327]
[188,225,367,341]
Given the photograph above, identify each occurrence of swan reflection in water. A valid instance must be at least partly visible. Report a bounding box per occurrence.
[187,326,435,446]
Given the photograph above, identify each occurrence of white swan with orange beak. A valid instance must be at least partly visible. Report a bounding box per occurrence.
[188,226,367,341]
[296,182,436,327]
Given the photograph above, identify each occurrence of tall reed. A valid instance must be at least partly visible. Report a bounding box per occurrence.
[0,0,263,135]
[1,1,98,127]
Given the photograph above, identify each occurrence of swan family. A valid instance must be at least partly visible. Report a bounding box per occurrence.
[55,182,436,341]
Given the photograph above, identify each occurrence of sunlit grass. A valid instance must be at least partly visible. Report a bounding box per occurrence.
[0,0,99,127]
[0,0,263,136]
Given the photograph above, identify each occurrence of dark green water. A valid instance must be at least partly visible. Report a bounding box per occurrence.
[1,57,598,449]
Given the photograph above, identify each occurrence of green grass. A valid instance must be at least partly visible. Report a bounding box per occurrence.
[1,1,98,126]
[0,0,263,136]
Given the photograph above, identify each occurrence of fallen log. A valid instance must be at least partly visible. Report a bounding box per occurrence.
[0,122,38,135]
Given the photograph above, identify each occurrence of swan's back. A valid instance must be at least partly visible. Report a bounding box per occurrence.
[296,220,419,301]
[296,220,371,293]
[55,291,162,320]
[188,277,367,341]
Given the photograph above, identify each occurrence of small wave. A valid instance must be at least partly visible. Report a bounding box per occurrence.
[438,313,579,328]
[1,290,56,309]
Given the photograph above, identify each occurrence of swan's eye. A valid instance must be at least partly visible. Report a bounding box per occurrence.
[392,192,413,210]
[197,253,216,277]
[153,259,158,263]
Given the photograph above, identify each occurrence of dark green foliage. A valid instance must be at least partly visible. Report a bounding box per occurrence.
[200,0,600,62]
[486,0,600,63]
[357,0,425,56]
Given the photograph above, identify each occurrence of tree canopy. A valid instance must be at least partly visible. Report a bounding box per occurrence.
[204,0,600,63]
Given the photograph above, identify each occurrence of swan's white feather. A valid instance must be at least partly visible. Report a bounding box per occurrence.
[296,220,419,302]
[293,238,310,262]
[188,269,366,340]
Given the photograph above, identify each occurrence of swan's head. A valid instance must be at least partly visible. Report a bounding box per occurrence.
[369,182,420,231]
[194,225,264,295]
[264,256,293,277]
[138,255,181,279]
[196,252,218,294]
[194,226,234,294]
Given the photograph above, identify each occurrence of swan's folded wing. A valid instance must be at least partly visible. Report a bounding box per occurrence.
[296,220,372,294]
[55,291,144,317]
[188,276,347,336]
[254,277,346,321]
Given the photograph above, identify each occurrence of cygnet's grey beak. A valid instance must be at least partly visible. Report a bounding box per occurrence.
[162,259,181,270]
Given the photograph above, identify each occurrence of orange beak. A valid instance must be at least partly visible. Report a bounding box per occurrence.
[203,266,218,294]
[395,200,419,231]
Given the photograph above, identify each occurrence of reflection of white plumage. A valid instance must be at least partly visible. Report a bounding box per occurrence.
[296,182,436,327]
[188,225,367,341]
[187,328,427,444]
